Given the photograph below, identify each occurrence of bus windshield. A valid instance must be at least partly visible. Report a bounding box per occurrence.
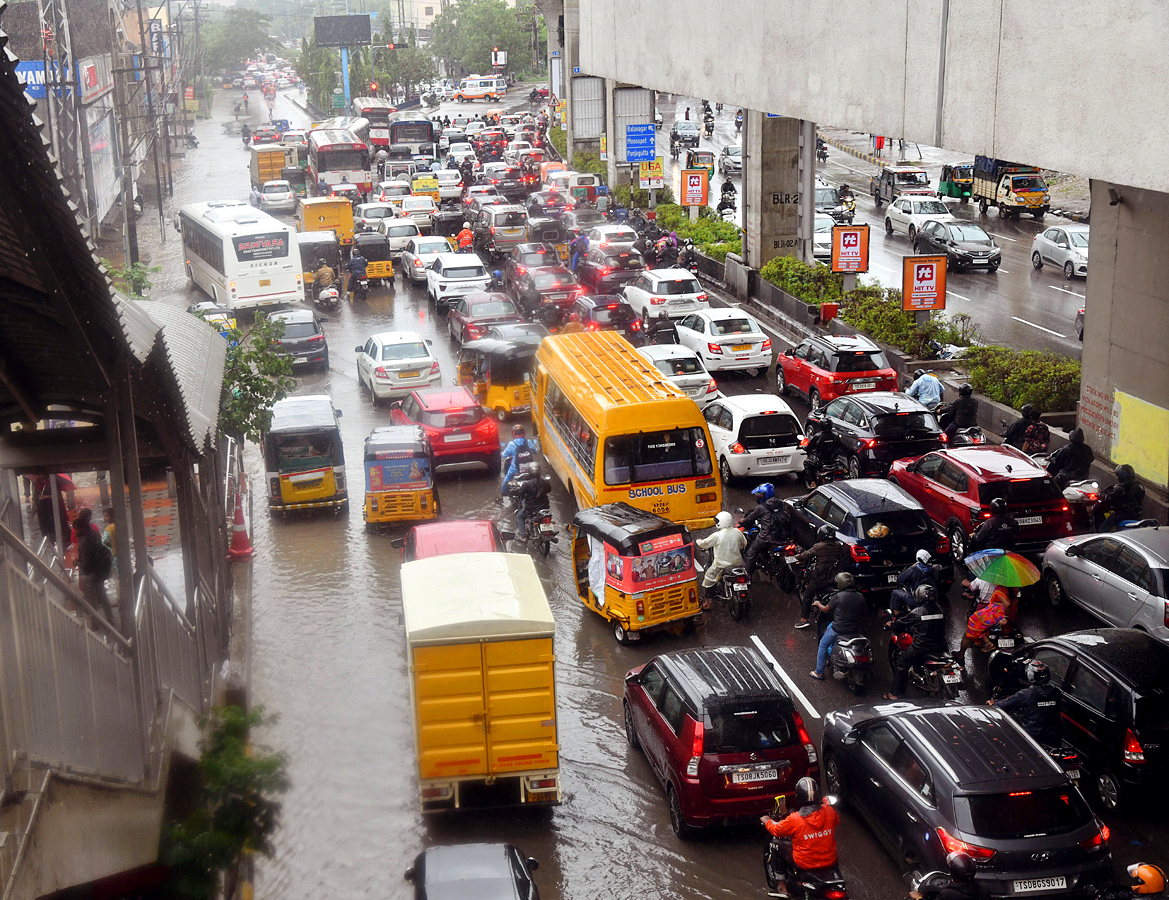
[319,149,367,171]
[603,428,713,485]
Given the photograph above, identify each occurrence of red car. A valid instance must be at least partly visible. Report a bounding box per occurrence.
[446,292,524,344]
[776,334,898,413]
[390,386,500,470]
[623,646,818,837]
[888,445,1074,559]
[396,520,507,561]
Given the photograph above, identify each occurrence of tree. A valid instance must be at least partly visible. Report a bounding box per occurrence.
[429,0,535,76]
[214,312,296,442]
[202,9,275,73]
[101,259,161,300]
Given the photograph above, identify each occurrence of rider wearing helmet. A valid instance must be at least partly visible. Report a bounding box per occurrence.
[506,460,551,540]
[970,496,1019,553]
[314,257,336,292]
[884,584,947,701]
[803,418,845,486]
[890,549,941,615]
[794,524,849,630]
[561,310,585,334]
[694,511,747,608]
[990,659,1061,747]
[645,309,678,344]
[456,220,475,251]
[741,483,788,579]
[810,571,866,680]
[1003,403,1035,449]
[488,268,505,290]
[906,368,944,408]
[1046,427,1095,487]
[939,383,979,439]
[760,776,840,885]
[500,424,535,494]
[934,851,988,900]
[1092,463,1146,532]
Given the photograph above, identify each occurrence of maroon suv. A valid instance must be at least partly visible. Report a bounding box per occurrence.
[623,646,818,837]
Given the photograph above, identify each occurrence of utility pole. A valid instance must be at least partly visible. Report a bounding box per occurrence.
[110,8,139,264]
[135,0,167,242]
[36,0,83,207]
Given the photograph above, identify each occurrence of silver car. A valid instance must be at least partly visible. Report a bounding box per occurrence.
[813,213,834,261]
[1042,527,1169,643]
[1031,224,1089,280]
[719,145,742,174]
[259,180,296,213]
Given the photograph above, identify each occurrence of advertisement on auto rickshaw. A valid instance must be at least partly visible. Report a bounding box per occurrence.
[366,451,431,491]
[605,532,694,591]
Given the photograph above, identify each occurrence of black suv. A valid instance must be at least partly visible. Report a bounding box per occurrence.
[783,479,953,595]
[569,294,641,342]
[988,628,1169,813]
[270,308,328,371]
[806,392,945,478]
[823,702,1112,897]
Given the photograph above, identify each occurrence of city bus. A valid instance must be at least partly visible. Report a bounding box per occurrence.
[177,201,304,310]
[351,97,397,147]
[310,116,371,147]
[307,130,373,193]
[532,331,722,529]
[388,117,437,156]
[454,75,507,102]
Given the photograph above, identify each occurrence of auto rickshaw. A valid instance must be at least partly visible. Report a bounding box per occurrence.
[282,166,308,197]
[457,338,539,420]
[411,172,440,201]
[351,231,395,283]
[570,502,703,644]
[362,425,438,530]
[685,148,715,180]
[263,394,348,516]
[939,163,974,202]
[297,230,341,286]
[527,216,569,265]
[186,301,237,338]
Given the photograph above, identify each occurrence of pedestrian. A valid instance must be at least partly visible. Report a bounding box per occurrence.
[250,185,262,207]
[242,91,249,111]
[102,507,117,572]
[74,508,115,626]
[684,106,690,121]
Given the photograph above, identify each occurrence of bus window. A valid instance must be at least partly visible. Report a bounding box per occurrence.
[603,428,712,485]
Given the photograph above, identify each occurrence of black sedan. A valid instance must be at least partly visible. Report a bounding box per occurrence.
[405,843,540,899]
[510,265,580,315]
[560,208,607,238]
[525,190,573,219]
[913,219,1002,272]
[806,392,944,478]
[502,243,561,296]
[576,245,647,294]
[784,479,953,595]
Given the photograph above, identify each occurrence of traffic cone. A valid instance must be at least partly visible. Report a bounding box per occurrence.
[227,487,254,561]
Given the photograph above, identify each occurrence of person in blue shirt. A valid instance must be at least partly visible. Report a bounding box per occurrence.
[569,233,590,271]
[500,424,536,495]
[906,368,944,408]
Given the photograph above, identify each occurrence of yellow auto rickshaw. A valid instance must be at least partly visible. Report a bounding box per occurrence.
[298,196,355,250]
[362,425,438,529]
[685,148,715,181]
[570,502,703,644]
[263,395,348,516]
[457,338,539,420]
[297,230,341,285]
[352,231,395,282]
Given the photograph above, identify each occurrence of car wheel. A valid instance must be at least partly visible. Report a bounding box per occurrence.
[357,363,365,392]
[908,225,917,242]
[884,217,893,235]
[1096,769,1124,813]
[823,751,845,803]
[1045,570,1065,607]
[613,620,631,644]
[913,242,922,255]
[872,193,882,209]
[776,366,788,395]
[623,701,640,750]
[719,457,734,486]
[1032,251,1044,270]
[947,523,967,562]
[667,785,693,839]
[809,387,822,414]
[320,351,329,372]
[1064,261,1075,280]
[847,455,862,479]
[1033,210,1045,221]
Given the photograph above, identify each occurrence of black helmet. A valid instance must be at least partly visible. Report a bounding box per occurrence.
[914,368,926,379]
[914,584,938,604]
[1025,659,1051,684]
[1020,403,1034,419]
[990,497,1008,515]
[835,572,855,590]
[959,383,974,397]
[947,851,976,883]
[819,418,834,432]
[817,524,836,541]
[1028,406,1042,421]
[794,776,819,807]
[1116,464,1136,483]
[1069,428,1085,444]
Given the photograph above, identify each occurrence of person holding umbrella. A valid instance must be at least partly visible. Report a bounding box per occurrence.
[959,549,1039,653]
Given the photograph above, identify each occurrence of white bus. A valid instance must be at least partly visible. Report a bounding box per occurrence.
[177,202,304,311]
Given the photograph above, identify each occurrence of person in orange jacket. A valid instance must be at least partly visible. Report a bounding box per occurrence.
[762,776,840,889]
[456,221,474,251]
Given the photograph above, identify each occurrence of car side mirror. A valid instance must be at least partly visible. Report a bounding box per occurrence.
[425,339,433,345]
[354,345,364,353]
[783,348,793,357]
[404,866,415,881]
[389,537,405,549]
[526,858,539,872]
[319,316,329,322]
[390,401,402,410]
[172,216,181,234]
[1065,544,1079,557]
[841,732,858,746]
[499,530,516,541]
[624,671,641,685]
[334,409,343,418]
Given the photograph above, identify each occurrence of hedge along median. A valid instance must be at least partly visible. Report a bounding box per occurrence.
[756,255,1082,413]
[652,204,741,261]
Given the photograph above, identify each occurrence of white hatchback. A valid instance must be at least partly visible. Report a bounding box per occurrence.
[884,195,953,242]
[701,394,806,484]
[676,308,772,375]
[259,180,295,213]
[435,169,464,200]
[376,217,422,252]
[355,331,441,402]
[636,344,719,409]
[621,268,708,320]
[586,224,639,249]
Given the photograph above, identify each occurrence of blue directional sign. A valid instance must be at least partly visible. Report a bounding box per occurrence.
[625,123,656,162]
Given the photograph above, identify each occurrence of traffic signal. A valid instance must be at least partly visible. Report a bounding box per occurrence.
[387,42,408,49]
[369,81,378,93]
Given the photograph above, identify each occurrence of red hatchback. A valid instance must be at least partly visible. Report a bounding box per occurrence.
[623,646,818,837]
[889,445,1074,559]
[776,334,898,413]
[390,386,501,470]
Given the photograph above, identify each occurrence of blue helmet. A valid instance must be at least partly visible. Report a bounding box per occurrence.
[751,483,775,500]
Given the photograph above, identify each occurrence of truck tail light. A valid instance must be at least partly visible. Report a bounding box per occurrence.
[793,710,817,764]
[696,492,717,503]
[937,827,996,861]
[686,720,704,776]
[1124,729,1145,763]
[850,544,870,563]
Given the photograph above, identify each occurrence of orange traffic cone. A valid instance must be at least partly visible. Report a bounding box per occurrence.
[227,487,254,561]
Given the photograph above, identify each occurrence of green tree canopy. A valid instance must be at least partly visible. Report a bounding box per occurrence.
[429,0,537,76]
[202,9,275,73]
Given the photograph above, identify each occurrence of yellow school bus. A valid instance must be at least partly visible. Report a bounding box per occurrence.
[532,331,722,529]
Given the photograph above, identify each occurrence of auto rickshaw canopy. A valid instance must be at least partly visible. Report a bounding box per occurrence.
[459,338,539,385]
[352,231,394,261]
[572,502,692,556]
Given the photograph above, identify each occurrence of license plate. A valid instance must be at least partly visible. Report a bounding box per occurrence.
[887,573,898,584]
[548,293,567,301]
[259,279,271,287]
[1013,877,1067,894]
[970,258,989,265]
[444,433,473,443]
[942,673,962,684]
[784,556,797,563]
[761,457,789,466]
[669,299,691,307]
[399,370,420,379]
[851,381,876,390]
[1068,768,1080,779]
[733,583,749,592]
[297,479,323,491]
[1017,515,1043,526]
[538,523,556,533]
[731,344,751,352]
[998,638,1016,648]
[731,768,777,784]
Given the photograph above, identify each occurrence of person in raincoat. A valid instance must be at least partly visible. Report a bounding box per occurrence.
[694,511,746,609]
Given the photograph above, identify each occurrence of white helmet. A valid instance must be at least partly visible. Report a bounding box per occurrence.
[916,549,931,564]
[462,221,470,229]
[715,511,733,529]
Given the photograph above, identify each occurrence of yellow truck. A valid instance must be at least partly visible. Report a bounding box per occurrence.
[402,552,562,813]
[250,145,290,190]
[296,196,355,250]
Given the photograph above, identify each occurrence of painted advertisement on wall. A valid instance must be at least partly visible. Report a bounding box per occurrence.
[86,104,119,224]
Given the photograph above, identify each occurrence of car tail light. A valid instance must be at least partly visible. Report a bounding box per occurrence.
[937,827,996,861]
[938,432,949,443]
[793,710,817,764]
[971,507,990,525]
[373,366,390,380]
[1080,819,1110,851]
[823,891,847,900]
[308,334,324,343]
[649,295,666,305]
[269,477,280,498]
[861,438,877,449]
[850,544,870,563]
[697,293,708,302]
[1124,728,1145,763]
[730,442,747,455]
[429,361,440,375]
[631,320,641,331]
[687,720,704,776]
[707,378,718,394]
[707,343,723,355]
[1061,501,1070,512]
[937,534,951,555]
[1164,600,1169,628]
[599,267,611,276]
[761,338,771,351]
[476,417,496,436]
[799,437,810,448]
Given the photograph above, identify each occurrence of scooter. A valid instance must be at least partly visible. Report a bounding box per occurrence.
[885,615,966,700]
[349,274,370,302]
[314,283,341,311]
[840,195,856,225]
[802,458,847,490]
[184,131,199,149]
[947,426,986,446]
[764,796,849,900]
[828,634,873,693]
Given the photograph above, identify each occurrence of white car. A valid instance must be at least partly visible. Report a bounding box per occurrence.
[426,252,492,312]
[354,202,398,230]
[355,331,441,403]
[701,394,806,484]
[400,235,455,284]
[884,196,952,241]
[586,224,639,249]
[676,308,773,375]
[259,180,295,213]
[448,145,476,167]
[621,268,708,320]
[813,213,834,262]
[377,216,422,252]
[399,196,438,232]
[376,181,413,206]
[1031,224,1089,280]
[465,121,487,137]
[434,169,464,200]
[504,141,532,164]
[280,129,307,147]
[636,344,719,408]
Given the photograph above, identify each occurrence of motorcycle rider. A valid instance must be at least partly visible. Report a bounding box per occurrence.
[1092,464,1146,532]
[456,221,475,251]
[487,269,505,291]
[240,123,252,147]
[1021,407,1051,455]
[694,511,747,610]
[884,584,946,700]
[734,109,744,133]
[989,659,1061,747]
[1046,427,1094,487]
[1002,403,1035,449]
[934,851,989,900]
[741,483,787,579]
[906,368,944,408]
[810,572,866,680]
[569,232,590,271]
[313,258,336,299]
[760,776,840,896]
[560,311,585,334]
[890,549,941,614]
[645,310,678,344]
[794,525,849,629]
[345,250,369,300]
[939,383,979,440]
[500,424,536,495]
[535,297,564,330]
[969,497,1019,553]
[802,418,845,487]
[960,588,1010,654]
[506,462,551,540]
[678,239,699,269]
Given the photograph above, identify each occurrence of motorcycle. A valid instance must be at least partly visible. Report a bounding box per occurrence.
[717,190,737,220]
[1061,479,1100,533]
[314,283,341,311]
[816,138,828,162]
[907,870,951,900]
[704,120,715,138]
[840,195,856,225]
[984,619,1024,653]
[520,506,557,557]
[829,634,873,693]
[947,426,986,446]
[699,548,751,621]
[802,458,847,490]
[764,796,849,900]
[885,616,967,700]
[184,131,199,149]
[349,274,370,302]
[670,138,680,160]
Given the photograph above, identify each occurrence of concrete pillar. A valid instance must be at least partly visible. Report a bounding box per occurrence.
[604,78,617,189]
[562,0,579,164]
[797,119,817,265]
[742,113,804,270]
[1077,180,1169,501]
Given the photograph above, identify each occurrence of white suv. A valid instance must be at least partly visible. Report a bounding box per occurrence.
[426,252,491,312]
[621,268,709,320]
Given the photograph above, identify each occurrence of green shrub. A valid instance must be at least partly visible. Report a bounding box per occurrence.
[613,184,674,209]
[548,126,566,157]
[961,347,1082,412]
[649,203,740,260]
[759,255,844,304]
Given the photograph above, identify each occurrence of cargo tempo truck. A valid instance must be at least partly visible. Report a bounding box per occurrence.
[402,552,562,812]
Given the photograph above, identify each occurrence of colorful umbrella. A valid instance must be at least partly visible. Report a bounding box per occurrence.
[963,549,1041,587]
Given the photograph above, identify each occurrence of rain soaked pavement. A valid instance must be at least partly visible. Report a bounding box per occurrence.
[147,90,1163,900]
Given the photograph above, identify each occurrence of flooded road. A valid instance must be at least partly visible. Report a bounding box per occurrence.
[150,89,1162,900]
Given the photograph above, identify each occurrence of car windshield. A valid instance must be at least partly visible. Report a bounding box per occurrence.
[382,341,428,360]
[726,147,741,158]
[417,240,449,254]
[418,406,485,428]
[1069,231,1089,248]
[815,187,839,207]
[948,224,992,242]
[873,411,939,436]
[402,199,433,210]
[603,427,713,485]
[978,478,1062,504]
[912,201,949,215]
[711,317,756,336]
[705,700,795,753]
[653,356,704,376]
[263,183,289,194]
[962,788,1090,839]
[446,266,487,279]
[833,351,889,373]
[279,321,318,339]
[469,300,516,317]
[573,212,605,228]
[659,278,700,295]
[385,225,419,237]
[814,217,835,233]
[677,123,698,134]
[858,510,931,538]
[895,171,929,185]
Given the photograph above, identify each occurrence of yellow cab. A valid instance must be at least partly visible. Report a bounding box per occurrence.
[571,502,703,644]
[263,394,348,516]
[362,425,438,529]
[457,337,540,420]
[297,196,355,250]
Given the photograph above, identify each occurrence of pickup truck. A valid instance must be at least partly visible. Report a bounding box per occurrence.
[972,156,1050,220]
[870,164,932,207]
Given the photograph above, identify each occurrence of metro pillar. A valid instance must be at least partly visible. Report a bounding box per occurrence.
[742,112,809,270]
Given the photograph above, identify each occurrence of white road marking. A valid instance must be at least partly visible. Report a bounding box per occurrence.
[1011,316,1064,336]
[988,233,1018,242]
[750,634,821,719]
[996,269,1009,274]
[948,291,975,303]
[1049,285,1085,299]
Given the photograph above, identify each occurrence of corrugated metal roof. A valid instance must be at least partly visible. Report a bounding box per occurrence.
[144,303,225,450]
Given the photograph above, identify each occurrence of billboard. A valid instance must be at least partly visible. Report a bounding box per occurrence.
[314,15,372,47]
[830,225,869,273]
[681,169,708,207]
[901,255,947,311]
